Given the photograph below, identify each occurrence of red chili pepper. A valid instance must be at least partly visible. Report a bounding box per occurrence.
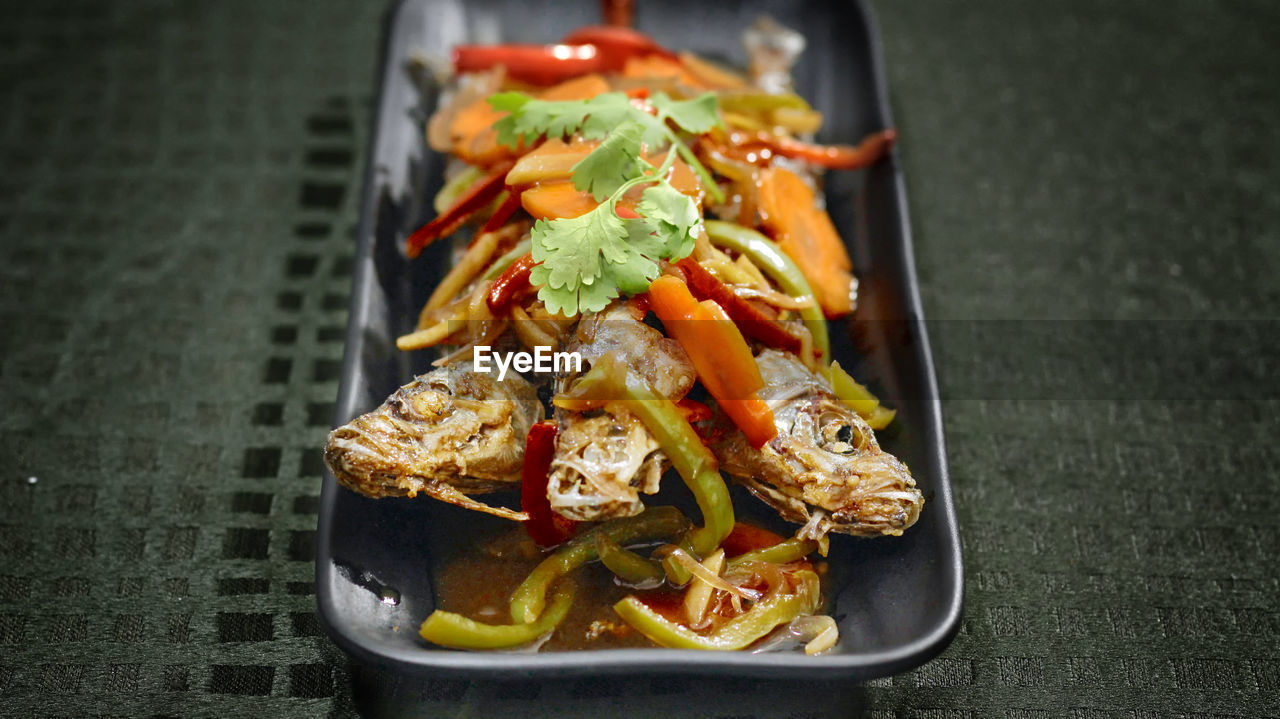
[452,27,676,86]
[625,294,650,321]
[406,161,513,258]
[739,129,897,170]
[676,258,804,355]
[453,45,603,86]
[675,398,712,423]
[487,252,537,315]
[477,189,523,238]
[560,26,678,65]
[520,422,577,547]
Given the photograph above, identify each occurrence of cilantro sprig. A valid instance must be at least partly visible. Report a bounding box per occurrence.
[489,91,724,203]
[488,90,725,316]
[528,148,700,316]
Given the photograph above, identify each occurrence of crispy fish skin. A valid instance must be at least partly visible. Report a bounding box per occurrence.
[324,362,542,520]
[711,350,923,539]
[547,403,665,521]
[545,303,695,521]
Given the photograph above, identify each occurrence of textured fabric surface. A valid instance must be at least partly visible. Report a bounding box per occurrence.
[1,1,1277,717]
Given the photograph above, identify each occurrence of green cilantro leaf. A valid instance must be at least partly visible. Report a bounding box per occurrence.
[528,210,626,293]
[491,89,719,316]
[637,181,701,251]
[651,92,723,135]
[571,123,644,200]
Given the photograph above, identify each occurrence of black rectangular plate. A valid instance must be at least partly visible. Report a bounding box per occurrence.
[316,0,962,680]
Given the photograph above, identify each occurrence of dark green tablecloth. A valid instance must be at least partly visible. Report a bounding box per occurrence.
[1,0,1277,717]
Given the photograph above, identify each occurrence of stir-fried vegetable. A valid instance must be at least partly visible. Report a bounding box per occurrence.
[613,569,821,650]
[520,421,578,547]
[829,360,896,430]
[757,166,855,318]
[703,220,830,364]
[595,533,665,586]
[487,252,538,315]
[734,128,896,170]
[676,256,804,355]
[420,582,576,650]
[509,505,689,623]
[727,537,818,568]
[648,275,777,448]
[407,161,514,257]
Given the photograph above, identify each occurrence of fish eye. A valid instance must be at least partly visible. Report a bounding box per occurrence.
[836,425,854,444]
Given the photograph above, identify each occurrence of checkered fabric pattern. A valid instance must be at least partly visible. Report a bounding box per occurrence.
[1,0,1277,717]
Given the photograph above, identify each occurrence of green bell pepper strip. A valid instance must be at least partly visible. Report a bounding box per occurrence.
[480,238,533,281]
[613,569,821,650]
[419,581,575,650]
[553,354,736,571]
[595,533,665,586]
[509,505,688,624]
[716,90,812,114]
[615,380,734,560]
[703,220,830,366]
[828,360,896,430]
[726,538,818,569]
[433,165,486,214]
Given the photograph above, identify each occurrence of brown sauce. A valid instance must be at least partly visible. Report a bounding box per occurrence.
[433,522,669,650]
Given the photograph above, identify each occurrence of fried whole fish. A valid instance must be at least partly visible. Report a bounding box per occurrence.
[324,362,542,520]
[546,303,696,521]
[710,350,923,538]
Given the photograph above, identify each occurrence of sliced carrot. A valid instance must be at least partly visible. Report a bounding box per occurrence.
[506,138,597,187]
[677,51,748,89]
[538,73,612,101]
[518,156,702,222]
[622,55,707,87]
[757,166,854,318]
[448,100,519,167]
[521,180,600,220]
[648,276,776,448]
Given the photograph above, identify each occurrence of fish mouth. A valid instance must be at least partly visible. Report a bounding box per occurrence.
[734,460,923,539]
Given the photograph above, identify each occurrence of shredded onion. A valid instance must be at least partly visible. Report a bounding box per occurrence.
[732,285,815,310]
[668,548,761,602]
[793,615,839,655]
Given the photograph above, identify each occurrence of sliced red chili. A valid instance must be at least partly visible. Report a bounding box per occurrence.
[486,252,537,315]
[738,128,898,170]
[675,398,712,423]
[477,189,523,239]
[452,28,675,86]
[406,161,513,258]
[559,26,678,65]
[676,258,804,355]
[453,45,602,86]
[520,422,577,547]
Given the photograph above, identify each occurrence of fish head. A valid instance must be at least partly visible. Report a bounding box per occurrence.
[714,350,924,538]
[324,363,542,500]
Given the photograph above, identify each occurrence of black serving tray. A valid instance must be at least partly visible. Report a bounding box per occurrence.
[316,0,962,680]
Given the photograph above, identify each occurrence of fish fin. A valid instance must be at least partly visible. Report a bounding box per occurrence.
[422,479,529,521]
